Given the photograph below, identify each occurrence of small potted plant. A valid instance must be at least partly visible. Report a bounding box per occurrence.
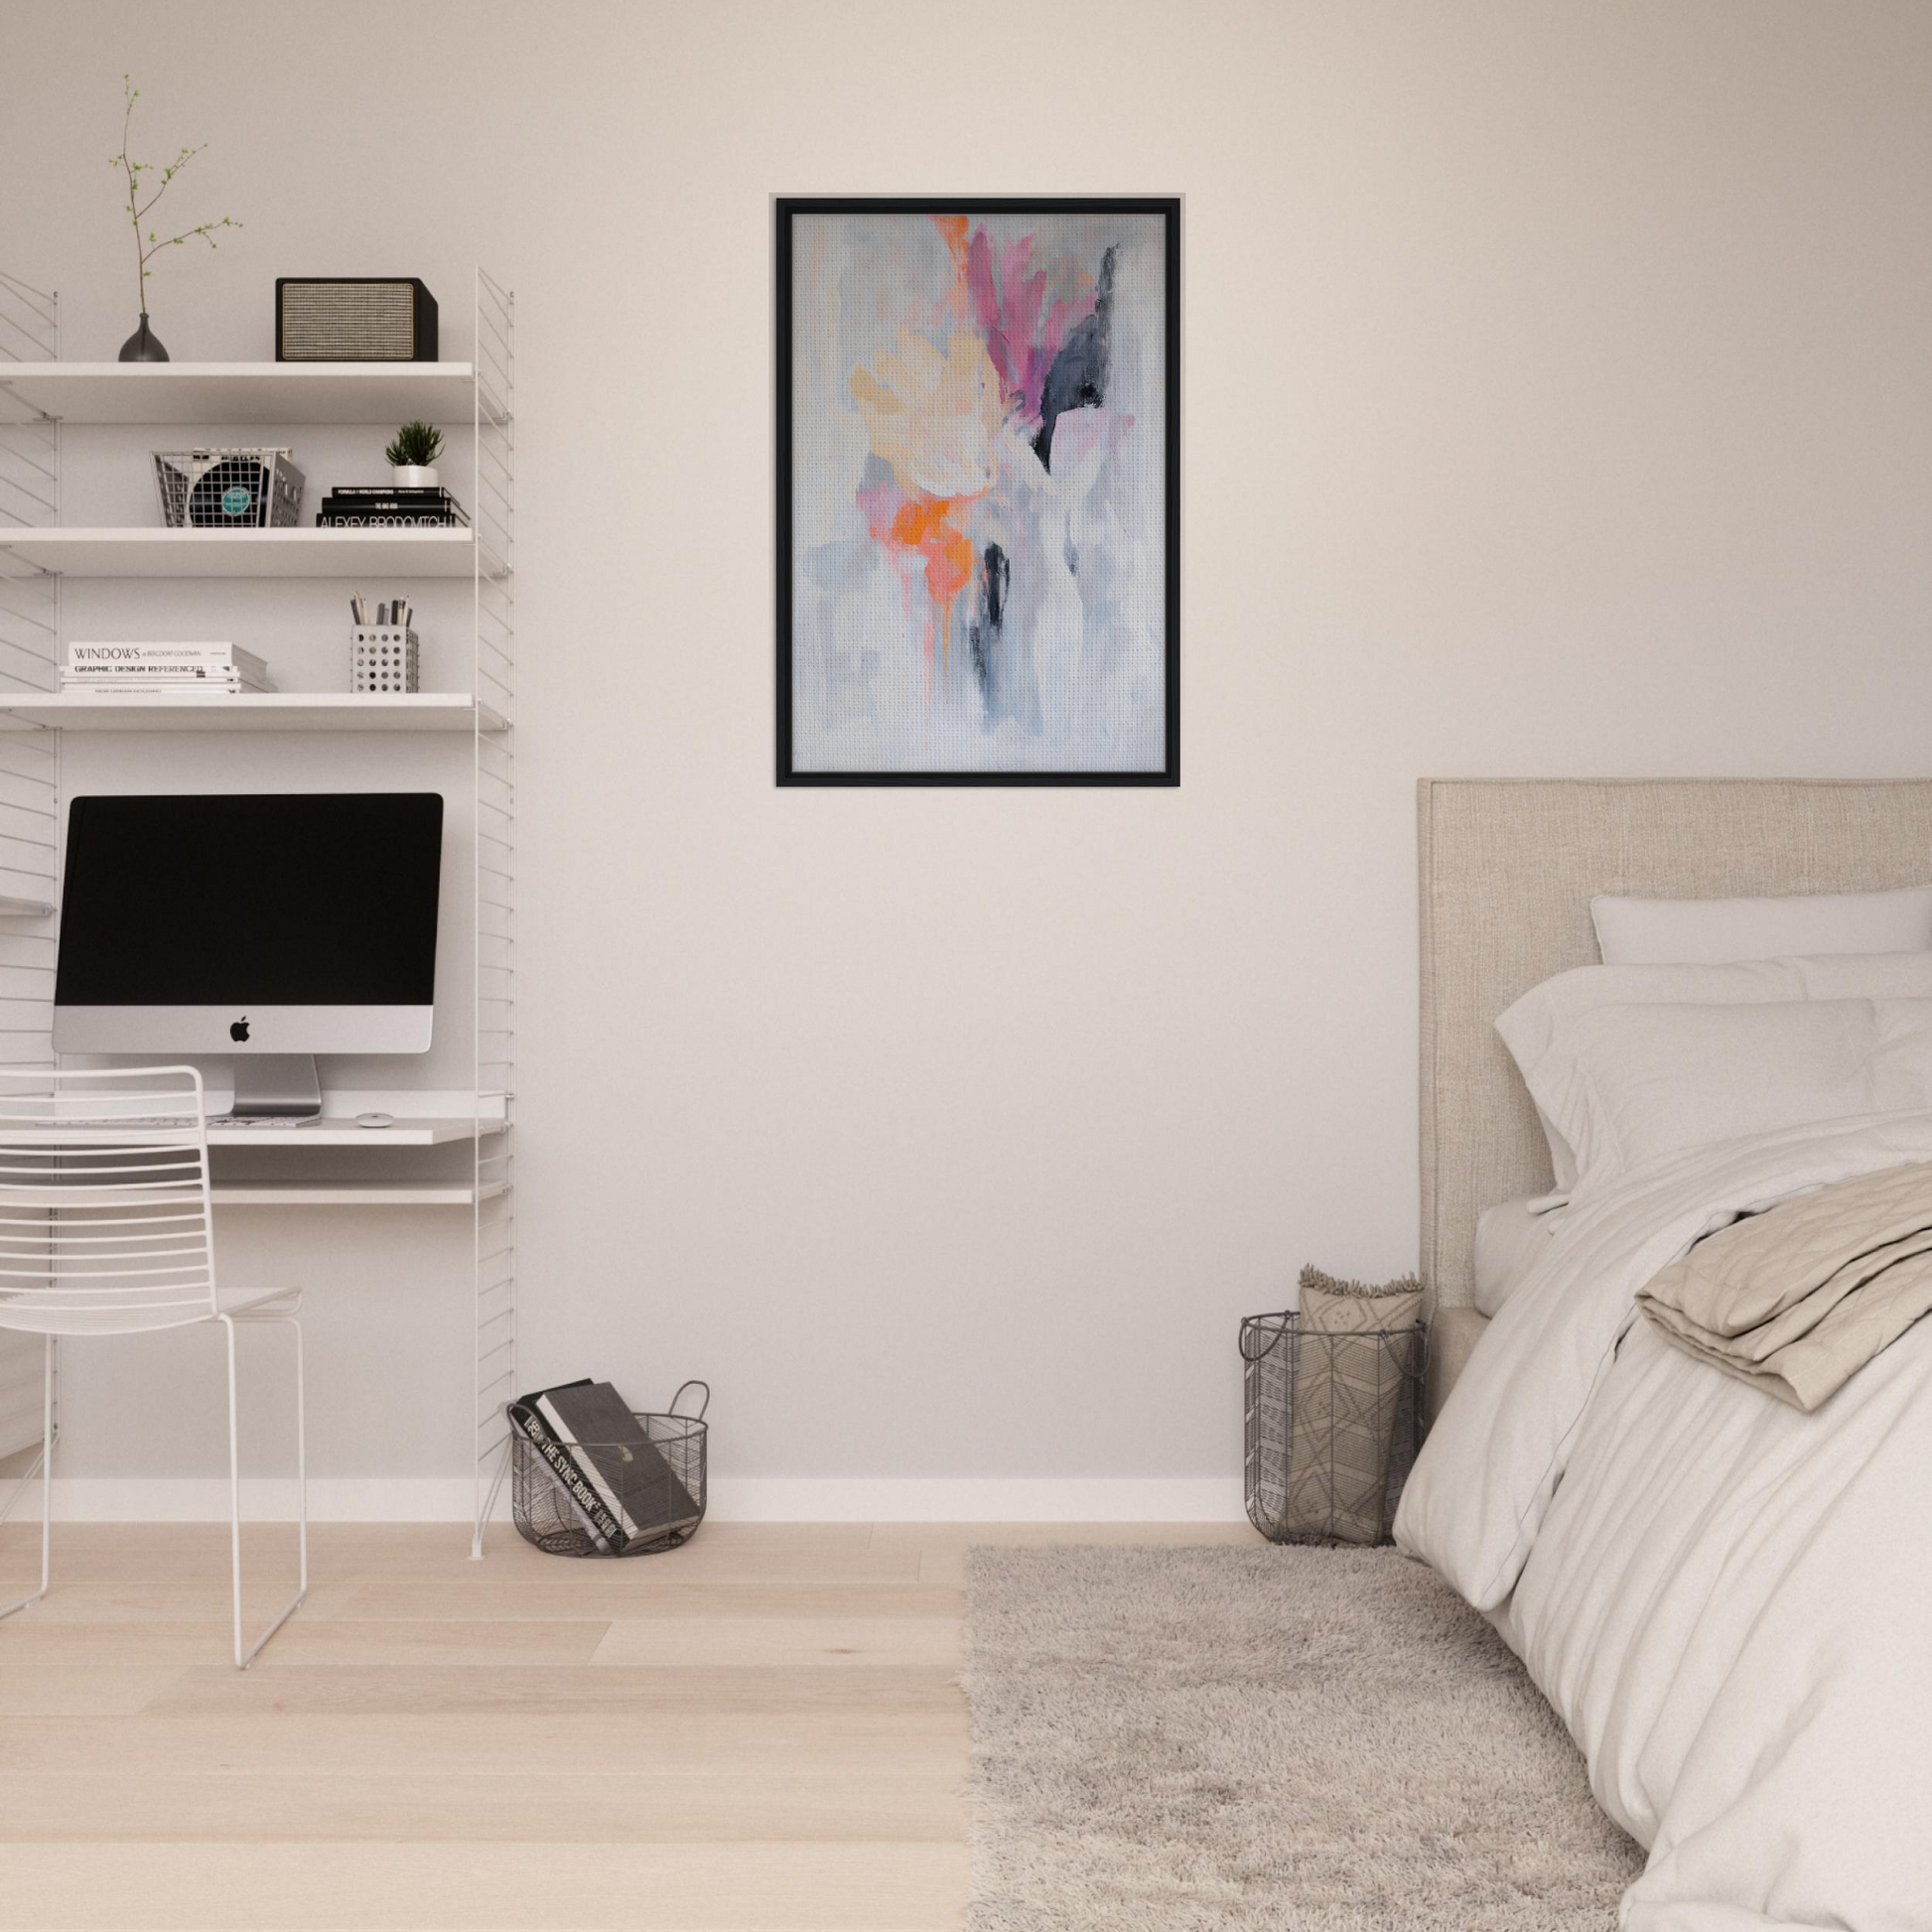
[384,421,444,488]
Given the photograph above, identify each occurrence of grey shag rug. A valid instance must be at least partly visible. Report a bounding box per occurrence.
[962,1545,1644,1930]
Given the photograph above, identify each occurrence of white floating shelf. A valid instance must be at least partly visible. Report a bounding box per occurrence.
[210,1179,505,1207]
[0,526,483,579]
[0,361,483,426]
[0,692,505,733]
[205,1117,481,1148]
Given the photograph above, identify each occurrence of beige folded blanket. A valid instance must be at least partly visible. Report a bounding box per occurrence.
[1638,1159,1932,1410]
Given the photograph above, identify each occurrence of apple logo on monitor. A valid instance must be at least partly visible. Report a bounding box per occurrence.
[230,1017,250,1043]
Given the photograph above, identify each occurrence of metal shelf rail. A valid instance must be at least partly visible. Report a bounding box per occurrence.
[0,269,60,1488]
[470,268,517,1557]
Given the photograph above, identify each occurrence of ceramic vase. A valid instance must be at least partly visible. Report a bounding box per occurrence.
[117,314,169,362]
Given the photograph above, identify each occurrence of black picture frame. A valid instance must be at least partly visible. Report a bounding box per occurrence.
[775,196,1180,786]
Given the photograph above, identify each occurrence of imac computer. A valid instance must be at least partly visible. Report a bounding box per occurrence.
[53,792,445,1120]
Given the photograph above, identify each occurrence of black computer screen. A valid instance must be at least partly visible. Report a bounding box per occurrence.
[56,793,444,1007]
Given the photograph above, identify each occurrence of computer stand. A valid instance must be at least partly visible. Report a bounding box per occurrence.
[228,1055,323,1122]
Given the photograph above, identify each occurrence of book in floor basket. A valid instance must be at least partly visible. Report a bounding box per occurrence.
[507,1379,702,1553]
[507,1380,616,1550]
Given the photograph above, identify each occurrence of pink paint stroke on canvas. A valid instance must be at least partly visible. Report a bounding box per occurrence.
[964,225,1097,431]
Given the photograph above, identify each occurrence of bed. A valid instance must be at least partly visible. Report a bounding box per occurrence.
[1398,777,1932,1931]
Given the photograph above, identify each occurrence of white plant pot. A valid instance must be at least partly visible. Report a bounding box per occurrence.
[392,465,439,488]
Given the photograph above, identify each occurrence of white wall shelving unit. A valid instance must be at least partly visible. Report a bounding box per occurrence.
[0,526,485,577]
[0,692,505,732]
[0,268,518,1553]
[0,361,484,425]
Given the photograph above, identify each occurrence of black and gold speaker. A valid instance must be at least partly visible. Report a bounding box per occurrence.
[274,278,439,361]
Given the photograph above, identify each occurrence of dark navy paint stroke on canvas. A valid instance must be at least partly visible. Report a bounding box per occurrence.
[1034,245,1115,473]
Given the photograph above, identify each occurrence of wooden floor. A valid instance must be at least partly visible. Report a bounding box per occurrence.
[0,1519,1253,1931]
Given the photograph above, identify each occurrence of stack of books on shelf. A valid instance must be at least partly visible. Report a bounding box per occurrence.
[64,642,274,695]
[316,485,469,529]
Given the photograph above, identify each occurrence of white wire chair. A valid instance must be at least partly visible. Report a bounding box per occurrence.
[0,1065,306,1668]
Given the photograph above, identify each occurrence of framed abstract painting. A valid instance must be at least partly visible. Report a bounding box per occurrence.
[776,198,1179,785]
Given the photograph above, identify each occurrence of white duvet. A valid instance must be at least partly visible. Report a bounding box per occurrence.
[1396,1111,1932,1931]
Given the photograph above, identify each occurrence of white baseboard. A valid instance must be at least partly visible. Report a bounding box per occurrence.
[14,1475,1247,1525]
[28,1478,497,1523]
[707,1478,1247,1522]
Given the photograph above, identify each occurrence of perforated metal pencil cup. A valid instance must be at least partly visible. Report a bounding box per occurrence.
[350,625,419,693]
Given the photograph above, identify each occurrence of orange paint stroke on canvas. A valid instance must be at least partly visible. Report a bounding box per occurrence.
[889,496,975,691]
[931,215,971,316]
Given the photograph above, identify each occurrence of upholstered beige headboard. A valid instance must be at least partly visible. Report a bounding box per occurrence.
[1419,777,1932,1311]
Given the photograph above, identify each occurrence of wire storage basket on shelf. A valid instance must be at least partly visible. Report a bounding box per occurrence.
[510,1381,708,1558]
[152,448,305,528]
[1241,1311,1425,1547]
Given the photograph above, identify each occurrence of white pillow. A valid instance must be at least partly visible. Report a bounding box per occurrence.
[1496,952,1932,1194]
[1515,997,1932,1203]
[1590,884,1932,966]
[1473,1195,1560,1316]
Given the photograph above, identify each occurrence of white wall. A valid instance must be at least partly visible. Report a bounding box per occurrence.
[5,1,1930,1515]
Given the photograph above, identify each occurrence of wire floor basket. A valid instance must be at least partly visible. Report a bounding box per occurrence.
[510,1382,708,1558]
[1242,1311,1425,1547]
